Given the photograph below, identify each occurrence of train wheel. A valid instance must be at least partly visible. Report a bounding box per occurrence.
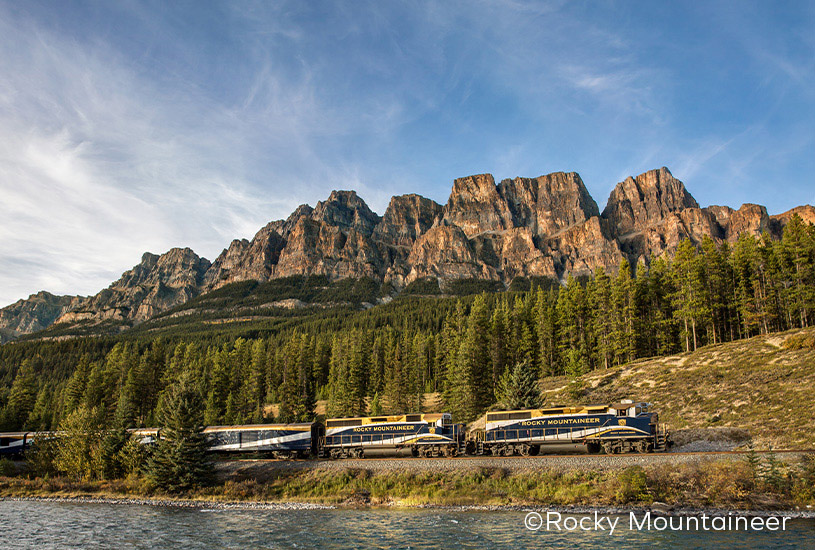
[411,447,419,458]
[354,448,364,459]
[528,445,540,456]
[586,442,601,455]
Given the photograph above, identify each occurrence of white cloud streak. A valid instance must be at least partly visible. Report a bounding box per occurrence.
[1,1,812,306]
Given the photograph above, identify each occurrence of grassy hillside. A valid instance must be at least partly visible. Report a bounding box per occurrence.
[539,328,815,449]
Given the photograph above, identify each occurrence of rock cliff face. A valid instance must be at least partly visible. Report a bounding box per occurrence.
[602,167,699,236]
[0,291,83,343]
[55,248,210,325]
[3,166,812,341]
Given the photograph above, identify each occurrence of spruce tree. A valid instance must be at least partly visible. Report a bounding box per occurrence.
[591,268,614,369]
[147,373,213,493]
[369,392,383,415]
[2,362,38,430]
[612,260,636,363]
[495,360,541,410]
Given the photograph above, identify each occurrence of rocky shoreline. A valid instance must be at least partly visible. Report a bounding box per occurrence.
[3,495,814,519]
[0,495,333,510]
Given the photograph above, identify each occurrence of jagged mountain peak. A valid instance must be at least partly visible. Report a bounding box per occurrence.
[313,189,381,234]
[602,167,699,236]
[2,165,812,342]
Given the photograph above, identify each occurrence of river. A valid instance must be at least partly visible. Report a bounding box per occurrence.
[0,501,812,549]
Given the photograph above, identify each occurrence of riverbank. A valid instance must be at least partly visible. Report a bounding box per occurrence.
[2,495,814,520]
[1,454,813,512]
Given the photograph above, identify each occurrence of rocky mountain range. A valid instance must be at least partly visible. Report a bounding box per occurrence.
[2,167,813,343]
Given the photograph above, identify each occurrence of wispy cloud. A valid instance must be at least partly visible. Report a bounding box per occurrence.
[1,1,813,306]
[0,5,330,305]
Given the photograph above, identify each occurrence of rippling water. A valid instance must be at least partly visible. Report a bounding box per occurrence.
[0,501,812,549]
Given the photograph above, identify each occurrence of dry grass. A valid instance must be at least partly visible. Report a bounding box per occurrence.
[539,327,815,449]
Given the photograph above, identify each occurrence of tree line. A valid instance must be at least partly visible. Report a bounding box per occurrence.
[0,216,813,432]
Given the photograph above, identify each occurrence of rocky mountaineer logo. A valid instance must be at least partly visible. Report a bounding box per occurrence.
[520,417,601,427]
[524,512,791,535]
[353,425,414,432]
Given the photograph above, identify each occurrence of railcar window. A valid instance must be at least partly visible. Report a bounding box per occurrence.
[488,411,532,421]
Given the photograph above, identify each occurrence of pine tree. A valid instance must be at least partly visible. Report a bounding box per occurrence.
[557,275,591,375]
[369,392,383,415]
[671,239,709,351]
[147,373,213,493]
[26,386,53,431]
[63,355,92,418]
[444,295,493,422]
[781,215,814,328]
[591,267,614,369]
[536,287,561,376]
[495,360,541,410]
[327,335,355,417]
[2,362,38,430]
[612,260,636,363]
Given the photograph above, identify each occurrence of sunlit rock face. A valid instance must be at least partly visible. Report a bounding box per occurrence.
[4,166,811,339]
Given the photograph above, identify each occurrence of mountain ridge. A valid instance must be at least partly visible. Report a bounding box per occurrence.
[2,166,813,342]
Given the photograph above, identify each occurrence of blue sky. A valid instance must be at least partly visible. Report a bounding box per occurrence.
[1,0,813,306]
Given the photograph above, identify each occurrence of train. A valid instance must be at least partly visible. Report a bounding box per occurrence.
[0,400,670,459]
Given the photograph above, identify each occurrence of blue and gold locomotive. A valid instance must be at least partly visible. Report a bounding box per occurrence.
[473,400,669,455]
[323,413,464,459]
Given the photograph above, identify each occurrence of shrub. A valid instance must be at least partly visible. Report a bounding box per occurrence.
[0,458,16,477]
[614,466,650,504]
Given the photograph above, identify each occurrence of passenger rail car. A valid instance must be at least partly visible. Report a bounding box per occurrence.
[205,422,322,458]
[131,423,323,458]
[472,401,669,455]
[0,432,30,456]
[322,413,464,459]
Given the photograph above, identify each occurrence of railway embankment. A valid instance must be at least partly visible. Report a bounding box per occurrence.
[2,449,813,510]
[214,449,808,476]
